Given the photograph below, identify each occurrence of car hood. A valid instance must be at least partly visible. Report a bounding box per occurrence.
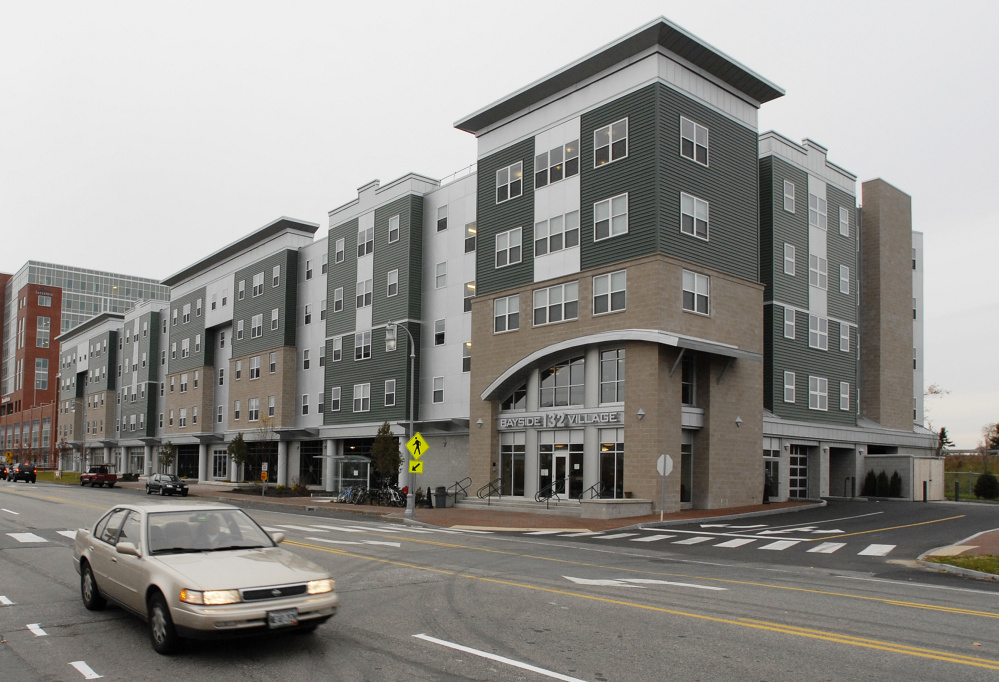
[155,547,328,589]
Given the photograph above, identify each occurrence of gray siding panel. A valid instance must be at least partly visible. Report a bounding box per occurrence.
[825,184,857,323]
[231,251,299,358]
[167,287,207,374]
[767,157,809,309]
[326,218,359,338]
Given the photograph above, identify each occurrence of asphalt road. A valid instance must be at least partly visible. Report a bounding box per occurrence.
[3,481,999,681]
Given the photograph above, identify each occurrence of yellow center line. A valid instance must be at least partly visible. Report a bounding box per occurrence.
[0,488,108,511]
[810,514,965,541]
[286,540,999,671]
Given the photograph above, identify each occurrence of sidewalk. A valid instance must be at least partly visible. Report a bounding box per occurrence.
[113,480,818,531]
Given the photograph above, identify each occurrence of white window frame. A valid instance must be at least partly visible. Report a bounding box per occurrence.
[384,379,396,407]
[809,376,829,411]
[388,215,400,243]
[273,264,281,286]
[494,295,520,333]
[495,162,523,204]
[332,336,342,362]
[809,315,828,350]
[681,270,709,315]
[271,308,279,330]
[495,227,522,268]
[252,272,264,297]
[840,265,850,294]
[304,304,312,325]
[534,210,580,256]
[839,207,850,237]
[387,269,399,297]
[594,117,627,166]
[840,381,851,411]
[784,371,795,403]
[330,387,341,412]
[593,270,626,315]
[435,262,447,289]
[353,383,370,412]
[251,313,262,339]
[533,282,579,326]
[534,140,580,188]
[679,116,708,166]
[784,307,795,339]
[437,204,448,231]
[356,279,372,309]
[594,193,628,241]
[840,322,850,352]
[333,287,343,312]
[809,194,828,229]
[249,356,260,380]
[680,192,709,240]
[357,224,374,257]
[784,244,796,276]
[809,254,828,289]
[354,331,371,361]
[784,180,795,213]
[335,238,345,263]
[434,318,445,346]
[432,376,444,404]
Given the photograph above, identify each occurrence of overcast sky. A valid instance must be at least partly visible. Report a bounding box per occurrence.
[1,1,996,448]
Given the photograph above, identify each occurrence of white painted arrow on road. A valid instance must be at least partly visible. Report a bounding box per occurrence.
[758,527,815,535]
[564,577,727,591]
[811,529,844,534]
[564,577,644,588]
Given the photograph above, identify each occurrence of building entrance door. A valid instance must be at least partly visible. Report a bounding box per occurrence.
[789,445,808,498]
[538,430,583,499]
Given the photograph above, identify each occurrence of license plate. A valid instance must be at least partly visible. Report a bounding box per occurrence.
[267,608,299,628]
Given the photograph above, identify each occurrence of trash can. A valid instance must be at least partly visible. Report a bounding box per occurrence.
[434,486,448,509]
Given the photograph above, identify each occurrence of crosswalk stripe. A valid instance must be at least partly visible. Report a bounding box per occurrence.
[858,544,895,557]
[760,540,800,550]
[262,527,282,533]
[57,530,78,539]
[673,536,713,545]
[525,530,568,535]
[0,596,14,605]
[808,542,846,554]
[559,531,603,537]
[70,661,101,680]
[630,534,674,542]
[714,538,755,548]
[311,525,365,533]
[275,525,327,532]
[27,624,47,636]
[594,533,637,540]
[6,533,47,543]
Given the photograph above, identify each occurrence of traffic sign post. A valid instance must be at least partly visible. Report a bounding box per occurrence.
[656,454,674,522]
[409,460,424,474]
[261,463,268,498]
[4,451,12,464]
[406,433,429,460]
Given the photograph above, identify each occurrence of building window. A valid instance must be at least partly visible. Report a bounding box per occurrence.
[535,140,579,188]
[533,282,578,326]
[495,227,522,268]
[252,272,264,297]
[193,370,199,388]
[784,243,795,275]
[233,401,240,420]
[217,406,224,424]
[354,331,371,360]
[809,315,828,350]
[599,349,625,404]
[681,270,709,315]
[809,194,827,229]
[681,355,695,405]
[385,379,396,407]
[435,262,447,289]
[388,215,400,243]
[182,303,191,323]
[334,287,343,312]
[249,356,260,379]
[269,352,276,373]
[268,395,276,417]
[38,294,51,307]
[251,314,262,339]
[304,304,312,325]
[840,382,851,411]
[434,319,446,346]
[320,344,325,367]
[304,261,311,281]
[302,394,309,415]
[809,376,828,411]
[356,280,372,308]
[335,238,345,263]
[680,193,709,240]
[841,323,850,352]
[35,316,50,348]
[235,360,242,380]
[218,368,224,386]
[784,307,795,339]
[321,253,328,274]
[333,336,342,362]
[462,342,471,373]
[248,398,260,422]
[594,194,628,241]
[840,265,850,294]
[809,254,828,289]
[539,356,584,408]
[464,222,476,252]
[195,334,201,353]
[179,409,186,427]
[784,180,795,213]
[34,358,48,390]
[330,387,341,412]
[181,339,190,358]
[593,270,626,315]
[594,118,627,166]
[219,331,225,348]
[679,116,708,165]
[494,295,520,333]
[303,349,310,370]
[192,407,198,425]
[238,280,245,301]
[271,308,279,330]
[784,371,795,403]
[387,270,399,297]
[236,320,243,340]
[321,299,326,321]
[353,384,370,412]
[839,207,850,237]
[357,224,374,257]
[463,281,475,312]
[535,210,580,256]
[433,377,444,404]
[495,163,523,203]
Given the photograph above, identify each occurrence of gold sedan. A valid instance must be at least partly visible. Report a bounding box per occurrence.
[73,503,340,654]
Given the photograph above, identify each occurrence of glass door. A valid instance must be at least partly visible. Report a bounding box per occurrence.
[789,445,808,498]
[212,449,228,479]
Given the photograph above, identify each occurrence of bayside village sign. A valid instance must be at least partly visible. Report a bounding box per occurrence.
[498,410,624,430]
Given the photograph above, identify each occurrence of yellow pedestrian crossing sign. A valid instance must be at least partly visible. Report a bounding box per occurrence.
[406,432,429,460]
[409,460,424,474]
[4,451,11,464]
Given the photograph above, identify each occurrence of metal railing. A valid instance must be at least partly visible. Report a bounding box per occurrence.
[578,482,606,501]
[477,477,502,505]
[448,477,472,503]
[535,481,563,508]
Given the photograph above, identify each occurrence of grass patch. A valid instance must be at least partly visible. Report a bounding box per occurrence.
[37,471,81,485]
[926,554,999,575]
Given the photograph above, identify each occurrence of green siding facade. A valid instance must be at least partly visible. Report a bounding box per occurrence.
[232,250,299,358]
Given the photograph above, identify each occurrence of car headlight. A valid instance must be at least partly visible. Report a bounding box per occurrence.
[307,579,334,594]
[180,589,242,605]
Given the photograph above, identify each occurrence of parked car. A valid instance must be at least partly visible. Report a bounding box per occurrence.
[0,464,8,480]
[73,503,339,654]
[81,464,117,488]
[10,463,37,484]
[146,474,189,497]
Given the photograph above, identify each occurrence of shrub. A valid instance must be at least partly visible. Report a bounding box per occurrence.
[291,478,309,495]
[974,472,999,500]
[861,471,877,496]
[889,471,903,498]
[876,470,890,496]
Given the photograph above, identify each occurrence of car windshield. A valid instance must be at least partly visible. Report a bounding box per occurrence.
[147,509,274,555]
[163,475,182,482]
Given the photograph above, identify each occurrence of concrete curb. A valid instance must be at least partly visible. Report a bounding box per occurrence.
[916,528,999,581]
[631,500,827,531]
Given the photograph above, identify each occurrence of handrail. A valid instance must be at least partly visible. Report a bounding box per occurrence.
[448,477,472,502]
[577,482,606,501]
[535,480,562,508]
[477,477,502,505]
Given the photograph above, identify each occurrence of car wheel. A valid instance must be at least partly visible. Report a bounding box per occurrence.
[146,486,151,495]
[80,480,86,486]
[148,592,179,655]
[80,562,106,611]
[30,478,35,484]
[159,487,166,496]
[181,491,188,497]
[106,482,114,488]
[90,480,96,487]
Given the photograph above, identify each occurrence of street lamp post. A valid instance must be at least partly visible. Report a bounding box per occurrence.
[387,322,417,518]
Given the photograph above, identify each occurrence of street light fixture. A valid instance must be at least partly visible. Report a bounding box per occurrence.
[386,322,417,518]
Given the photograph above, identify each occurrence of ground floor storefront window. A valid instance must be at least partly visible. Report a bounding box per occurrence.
[500,432,525,496]
[599,428,624,498]
[789,445,808,498]
[538,430,583,498]
[680,430,693,504]
[212,448,228,479]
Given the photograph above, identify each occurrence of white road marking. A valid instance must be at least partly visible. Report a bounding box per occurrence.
[27,623,47,636]
[564,576,643,587]
[70,661,102,679]
[0,596,13,605]
[414,633,587,682]
[808,542,847,554]
[525,530,568,535]
[760,540,800,550]
[275,524,327,532]
[261,526,283,533]
[714,538,755,548]
[621,579,727,591]
[673,536,713,545]
[386,527,433,534]
[812,529,844,534]
[759,528,813,535]
[594,533,637,540]
[558,531,603,537]
[858,544,896,557]
[57,530,78,539]
[305,537,401,548]
[363,541,402,547]
[7,533,47,543]
[1,508,20,515]
[630,534,674,542]
[311,524,366,533]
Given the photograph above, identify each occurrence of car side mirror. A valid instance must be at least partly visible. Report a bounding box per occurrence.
[268,532,285,544]
[116,542,140,557]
